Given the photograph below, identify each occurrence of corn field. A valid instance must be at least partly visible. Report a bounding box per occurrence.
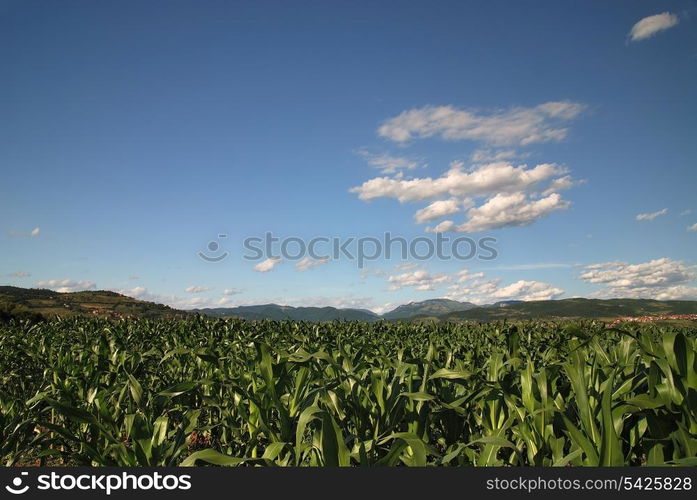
[1,317,696,466]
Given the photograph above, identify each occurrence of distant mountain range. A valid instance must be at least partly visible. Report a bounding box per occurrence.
[380,298,478,320]
[195,297,697,322]
[196,304,379,322]
[2,285,697,323]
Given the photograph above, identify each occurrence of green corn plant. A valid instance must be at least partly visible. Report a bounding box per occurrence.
[0,316,695,466]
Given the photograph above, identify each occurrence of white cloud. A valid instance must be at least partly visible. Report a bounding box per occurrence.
[36,279,96,293]
[351,98,583,238]
[425,220,455,233]
[216,297,236,306]
[362,262,418,281]
[295,256,330,272]
[489,280,565,301]
[7,271,31,278]
[590,285,697,301]
[8,226,42,238]
[351,161,566,203]
[482,262,574,271]
[360,267,389,279]
[456,192,570,232]
[356,150,421,174]
[687,223,697,232]
[629,12,679,42]
[185,285,212,294]
[580,258,696,287]
[120,286,149,299]
[115,286,226,310]
[222,288,242,295]
[351,160,574,232]
[443,269,564,303]
[680,209,691,216]
[580,258,697,299]
[636,208,668,221]
[455,269,486,282]
[378,101,585,145]
[387,269,451,291]
[445,278,500,301]
[470,149,522,164]
[541,175,580,196]
[253,258,281,273]
[414,199,462,223]
[394,262,419,271]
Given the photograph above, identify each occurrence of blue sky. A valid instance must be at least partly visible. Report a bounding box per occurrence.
[2,0,696,312]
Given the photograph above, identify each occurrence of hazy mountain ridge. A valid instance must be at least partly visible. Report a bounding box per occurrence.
[381,298,478,320]
[2,286,697,323]
[200,297,697,322]
[196,304,380,322]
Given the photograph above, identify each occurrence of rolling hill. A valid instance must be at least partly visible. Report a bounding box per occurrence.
[0,286,185,321]
[435,298,697,322]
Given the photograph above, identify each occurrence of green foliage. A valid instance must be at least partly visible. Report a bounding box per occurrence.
[0,301,45,324]
[0,317,695,466]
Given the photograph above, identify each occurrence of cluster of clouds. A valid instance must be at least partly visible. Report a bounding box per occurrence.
[444,270,565,303]
[355,149,423,175]
[352,158,579,233]
[35,279,96,293]
[27,278,246,310]
[295,256,329,272]
[119,285,388,313]
[114,286,232,309]
[116,285,253,309]
[383,265,565,304]
[634,207,697,232]
[380,256,697,304]
[353,161,570,204]
[350,101,586,233]
[5,12,692,313]
[387,269,450,291]
[347,11,685,234]
[19,255,697,311]
[377,101,585,145]
[250,256,331,273]
[579,258,697,300]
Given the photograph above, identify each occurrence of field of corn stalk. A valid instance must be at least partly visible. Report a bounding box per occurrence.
[1,316,696,466]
